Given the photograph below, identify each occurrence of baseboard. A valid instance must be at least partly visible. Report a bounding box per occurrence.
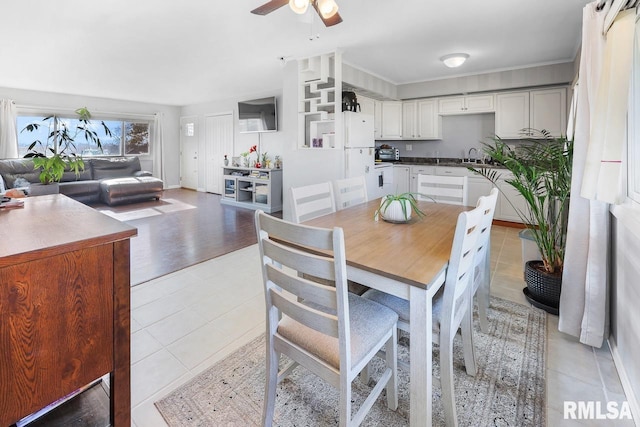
[493,219,526,229]
[609,337,640,425]
[165,184,181,190]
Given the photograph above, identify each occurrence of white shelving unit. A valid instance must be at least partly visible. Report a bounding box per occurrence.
[298,52,342,149]
[221,166,283,213]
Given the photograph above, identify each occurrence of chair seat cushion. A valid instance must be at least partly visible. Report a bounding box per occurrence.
[277,293,398,370]
[362,288,444,329]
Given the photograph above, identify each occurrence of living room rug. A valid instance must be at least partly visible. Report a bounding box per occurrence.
[155,297,546,426]
[98,198,196,221]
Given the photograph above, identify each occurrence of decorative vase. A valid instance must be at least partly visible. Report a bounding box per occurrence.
[378,198,412,223]
[523,260,562,315]
[224,157,229,166]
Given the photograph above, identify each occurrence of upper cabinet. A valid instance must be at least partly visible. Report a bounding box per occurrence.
[495,87,566,139]
[381,101,403,139]
[402,99,441,140]
[438,94,495,115]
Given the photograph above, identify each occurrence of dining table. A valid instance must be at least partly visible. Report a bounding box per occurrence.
[304,198,470,427]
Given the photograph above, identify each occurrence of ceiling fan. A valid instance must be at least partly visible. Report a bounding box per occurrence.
[251,0,343,27]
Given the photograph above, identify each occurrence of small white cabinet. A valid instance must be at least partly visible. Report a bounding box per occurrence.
[381,101,403,139]
[495,87,566,139]
[410,165,435,193]
[402,99,441,140]
[438,94,495,115]
[393,165,410,194]
[221,167,283,213]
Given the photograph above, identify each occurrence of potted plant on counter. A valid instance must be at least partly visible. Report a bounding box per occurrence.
[469,129,573,314]
[374,192,426,223]
[22,107,112,194]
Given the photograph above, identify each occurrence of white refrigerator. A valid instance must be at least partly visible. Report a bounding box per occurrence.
[343,112,384,198]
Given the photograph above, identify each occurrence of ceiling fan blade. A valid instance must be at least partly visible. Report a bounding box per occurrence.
[251,0,289,15]
[310,2,343,27]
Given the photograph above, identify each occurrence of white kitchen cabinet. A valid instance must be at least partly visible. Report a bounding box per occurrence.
[530,88,567,138]
[468,177,494,208]
[410,165,435,193]
[495,92,530,138]
[359,95,383,139]
[495,87,566,139]
[393,165,410,194]
[438,94,495,115]
[381,101,403,139]
[402,99,441,140]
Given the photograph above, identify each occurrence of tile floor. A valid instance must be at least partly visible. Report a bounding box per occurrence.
[129,226,635,426]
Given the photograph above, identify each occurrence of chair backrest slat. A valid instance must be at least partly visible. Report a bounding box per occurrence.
[334,176,368,210]
[265,263,337,310]
[270,289,339,338]
[417,174,468,206]
[291,182,337,223]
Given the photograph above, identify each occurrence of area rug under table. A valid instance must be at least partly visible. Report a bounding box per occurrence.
[155,297,546,426]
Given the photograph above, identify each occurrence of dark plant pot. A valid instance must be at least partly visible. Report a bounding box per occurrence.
[29,182,60,196]
[523,260,562,315]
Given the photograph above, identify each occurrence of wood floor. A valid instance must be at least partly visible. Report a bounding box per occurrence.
[15,189,273,427]
[91,188,269,285]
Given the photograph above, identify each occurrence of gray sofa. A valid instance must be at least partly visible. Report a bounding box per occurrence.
[0,157,163,206]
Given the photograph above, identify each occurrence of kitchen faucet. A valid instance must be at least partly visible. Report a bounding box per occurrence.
[468,147,478,162]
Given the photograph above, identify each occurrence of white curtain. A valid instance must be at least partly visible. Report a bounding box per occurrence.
[0,99,18,159]
[153,112,166,187]
[559,2,635,347]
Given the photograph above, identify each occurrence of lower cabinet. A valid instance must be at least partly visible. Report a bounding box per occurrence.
[393,165,410,194]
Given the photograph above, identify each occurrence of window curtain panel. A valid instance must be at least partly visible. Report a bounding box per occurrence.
[0,99,18,159]
[559,1,611,348]
[153,112,166,187]
[581,9,636,203]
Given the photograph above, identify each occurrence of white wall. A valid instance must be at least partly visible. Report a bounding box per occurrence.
[0,86,181,187]
[610,209,640,420]
[390,113,496,160]
[180,91,285,192]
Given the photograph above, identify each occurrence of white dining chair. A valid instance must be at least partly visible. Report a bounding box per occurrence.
[473,188,499,333]
[417,174,468,206]
[290,182,336,223]
[255,210,399,427]
[334,176,368,210]
[362,202,484,427]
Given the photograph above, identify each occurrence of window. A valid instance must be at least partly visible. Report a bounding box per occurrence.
[17,113,151,158]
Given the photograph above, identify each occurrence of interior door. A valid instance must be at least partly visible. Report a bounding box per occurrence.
[180,116,199,190]
[204,113,234,194]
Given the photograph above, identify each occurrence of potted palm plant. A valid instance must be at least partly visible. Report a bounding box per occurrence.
[22,107,112,192]
[469,129,573,314]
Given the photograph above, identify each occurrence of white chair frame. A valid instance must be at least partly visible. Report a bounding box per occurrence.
[255,210,399,426]
[417,174,468,206]
[363,203,485,426]
[290,182,336,223]
[473,188,499,333]
[334,176,368,210]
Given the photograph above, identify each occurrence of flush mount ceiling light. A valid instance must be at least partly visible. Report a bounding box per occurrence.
[440,53,469,68]
[251,0,342,27]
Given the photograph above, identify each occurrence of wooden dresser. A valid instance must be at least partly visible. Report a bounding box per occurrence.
[0,194,137,426]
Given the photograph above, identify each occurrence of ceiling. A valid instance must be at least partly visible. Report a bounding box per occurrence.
[0,0,590,106]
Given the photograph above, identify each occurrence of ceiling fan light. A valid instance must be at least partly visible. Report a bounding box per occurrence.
[440,53,469,68]
[317,0,338,18]
[289,0,309,14]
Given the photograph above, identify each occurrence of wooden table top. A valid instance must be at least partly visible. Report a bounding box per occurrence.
[304,199,469,289]
[0,194,137,267]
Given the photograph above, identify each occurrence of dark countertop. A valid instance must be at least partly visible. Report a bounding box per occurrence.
[378,157,504,168]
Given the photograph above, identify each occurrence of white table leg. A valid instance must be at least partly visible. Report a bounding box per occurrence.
[409,285,431,427]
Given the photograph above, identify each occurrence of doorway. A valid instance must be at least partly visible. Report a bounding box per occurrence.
[180,116,199,190]
[204,113,234,194]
